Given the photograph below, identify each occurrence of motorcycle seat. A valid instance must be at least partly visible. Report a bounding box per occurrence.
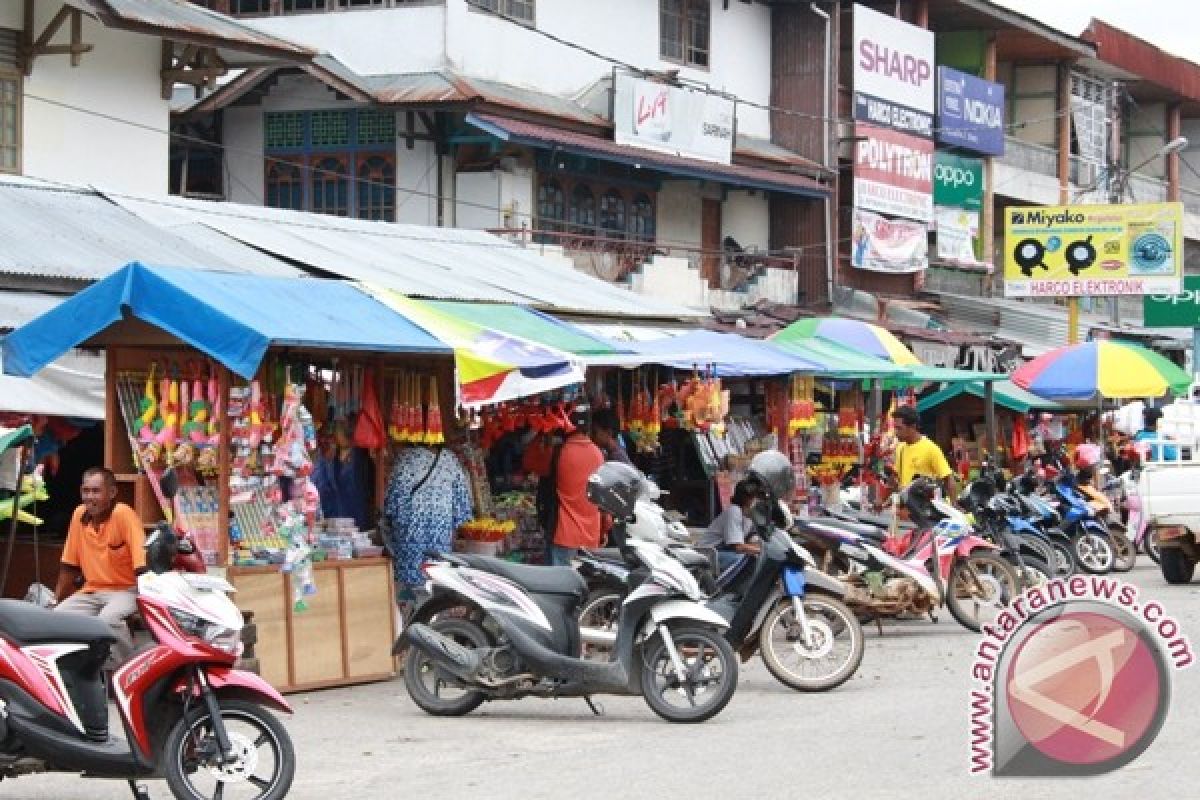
[458,555,587,597]
[828,508,916,532]
[812,517,888,543]
[583,547,627,566]
[0,599,117,646]
[671,546,716,573]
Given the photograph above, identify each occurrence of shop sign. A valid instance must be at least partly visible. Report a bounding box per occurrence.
[1144,276,1200,327]
[851,207,929,274]
[1003,202,1184,298]
[853,3,935,139]
[854,122,934,222]
[936,67,1005,156]
[612,73,735,165]
[935,206,984,267]
[933,151,983,210]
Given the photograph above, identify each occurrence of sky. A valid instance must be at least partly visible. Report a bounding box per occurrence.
[992,0,1200,65]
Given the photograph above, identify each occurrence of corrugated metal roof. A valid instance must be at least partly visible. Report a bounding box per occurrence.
[468,113,832,198]
[0,177,305,280]
[734,134,823,172]
[76,0,314,61]
[0,290,70,332]
[103,191,702,319]
[1083,19,1200,105]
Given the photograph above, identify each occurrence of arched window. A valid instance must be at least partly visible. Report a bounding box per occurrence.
[569,184,596,235]
[310,155,349,217]
[356,154,395,221]
[630,192,655,241]
[537,178,566,232]
[599,189,626,240]
[265,160,304,210]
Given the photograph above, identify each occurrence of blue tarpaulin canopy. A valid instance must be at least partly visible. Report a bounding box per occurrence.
[627,330,823,377]
[1,263,451,380]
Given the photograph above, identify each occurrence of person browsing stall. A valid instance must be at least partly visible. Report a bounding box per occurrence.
[54,467,147,663]
[1134,407,1178,462]
[696,478,762,572]
[890,405,956,499]
[550,405,606,566]
[590,407,632,466]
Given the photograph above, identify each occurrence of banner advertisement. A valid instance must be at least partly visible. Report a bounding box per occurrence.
[851,207,929,273]
[854,123,934,221]
[612,73,735,165]
[1003,202,1183,298]
[854,92,933,140]
[936,67,1005,156]
[933,151,983,210]
[935,206,985,267]
[1144,276,1200,328]
[853,4,936,118]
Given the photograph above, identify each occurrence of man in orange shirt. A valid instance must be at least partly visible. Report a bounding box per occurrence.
[549,406,606,566]
[54,467,147,663]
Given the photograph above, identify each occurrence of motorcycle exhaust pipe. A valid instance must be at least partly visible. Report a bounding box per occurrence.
[579,626,618,648]
[404,623,482,681]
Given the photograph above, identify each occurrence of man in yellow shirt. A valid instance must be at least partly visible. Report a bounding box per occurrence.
[890,406,956,499]
[54,467,147,663]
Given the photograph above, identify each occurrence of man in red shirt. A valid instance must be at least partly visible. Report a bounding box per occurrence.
[54,467,146,663]
[550,406,605,566]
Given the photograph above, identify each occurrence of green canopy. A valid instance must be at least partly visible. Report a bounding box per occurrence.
[917,379,1075,414]
[888,364,1007,389]
[427,301,622,357]
[769,336,909,379]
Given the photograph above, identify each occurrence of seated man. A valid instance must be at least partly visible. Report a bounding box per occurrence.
[54,467,146,664]
[696,478,762,574]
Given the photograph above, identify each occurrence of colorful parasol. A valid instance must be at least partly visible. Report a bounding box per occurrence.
[1011,340,1193,401]
[773,316,921,365]
[363,285,584,407]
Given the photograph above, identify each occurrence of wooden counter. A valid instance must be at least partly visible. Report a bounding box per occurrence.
[227,557,396,694]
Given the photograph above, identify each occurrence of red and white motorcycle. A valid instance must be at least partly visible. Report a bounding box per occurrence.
[0,470,294,800]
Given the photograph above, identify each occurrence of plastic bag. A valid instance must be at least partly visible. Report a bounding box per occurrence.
[24,582,55,608]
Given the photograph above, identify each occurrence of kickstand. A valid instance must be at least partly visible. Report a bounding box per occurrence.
[127,780,151,800]
[584,696,605,716]
[928,611,938,624]
[875,617,885,636]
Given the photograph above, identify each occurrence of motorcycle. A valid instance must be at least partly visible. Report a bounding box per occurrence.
[1009,470,1078,577]
[0,468,294,800]
[1120,465,1160,564]
[797,478,1020,633]
[397,462,739,724]
[961,464,1055,588]
[1044,468,1116,574]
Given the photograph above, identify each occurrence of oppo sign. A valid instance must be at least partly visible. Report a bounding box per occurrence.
[933,152,983,210]
[935,163,976,188]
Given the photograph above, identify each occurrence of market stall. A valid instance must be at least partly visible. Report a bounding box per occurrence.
[2,263,456,693]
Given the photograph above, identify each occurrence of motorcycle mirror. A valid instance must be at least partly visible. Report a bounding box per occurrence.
[160,467,179,500]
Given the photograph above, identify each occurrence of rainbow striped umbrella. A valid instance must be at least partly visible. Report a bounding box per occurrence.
[1012,340,1192,401]
[773,316,921,365]
[363,285,583,407]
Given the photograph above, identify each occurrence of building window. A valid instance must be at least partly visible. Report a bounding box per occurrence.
[660,0,709,68]
[472,0,535,25]
[263,109,397,220]
[537,178,565,232]
[536,177,656,243]
[599,190,626,239]
[630,193,655,241]
[229,0,271,13]
[569,184,596,234]
[228,0,444,14]
[0,72,18,174]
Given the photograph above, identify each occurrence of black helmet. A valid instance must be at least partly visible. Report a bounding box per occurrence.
[747,450,795,503]
[586,461,647,519]
[569,403,592,433]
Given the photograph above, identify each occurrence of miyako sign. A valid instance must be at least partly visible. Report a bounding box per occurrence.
[854,122,934,222]
[853,3,936,139]
[612,73,735,165]
[934,152,983,210]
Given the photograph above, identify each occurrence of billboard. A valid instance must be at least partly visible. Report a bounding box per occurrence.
[933,151,983,210]
[854,122,934,222]
[612,73,735,165]
[851,207,929,273]
[1003,203,1183,298]
[1144,276,1200,328]
[853,3,936,139]
[936,67,1005,156]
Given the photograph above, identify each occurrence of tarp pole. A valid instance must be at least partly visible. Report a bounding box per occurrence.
[984,380,997,464]
[870,378,882,436]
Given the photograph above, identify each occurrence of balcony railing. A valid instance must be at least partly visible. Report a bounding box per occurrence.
[1000,136,1059,178]
[1126,172,1169,203]
[1182,185,1200,216]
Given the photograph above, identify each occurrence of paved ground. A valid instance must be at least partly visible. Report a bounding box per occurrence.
[10,561,1199,799]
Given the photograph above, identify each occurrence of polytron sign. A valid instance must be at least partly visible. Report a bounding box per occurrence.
[1003,202,1183,298]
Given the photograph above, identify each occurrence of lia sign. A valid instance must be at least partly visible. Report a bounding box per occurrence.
[1145,276,1200,327]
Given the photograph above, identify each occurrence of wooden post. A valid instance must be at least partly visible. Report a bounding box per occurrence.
[217,364,232,567]
[1168,103,1182,202]
[1058,63,1079,344]
[984,380,997,462]
[982,34,997,289]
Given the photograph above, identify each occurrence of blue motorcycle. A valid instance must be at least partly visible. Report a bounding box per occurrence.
[1045,469,1115,574]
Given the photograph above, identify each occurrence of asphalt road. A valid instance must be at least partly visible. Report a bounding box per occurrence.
[9,561,1199,800]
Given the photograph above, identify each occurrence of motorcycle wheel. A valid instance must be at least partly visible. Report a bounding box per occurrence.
[945,552,1020,633]
[404,617,489,716]
[759,594,864,692]
[640,624,737,724]
[1050,540,1077,577]
[578,589,622,662]
[163,698,294,800]
[1143,528,1162,565]
[1074,532,1114,574]
[1016,555,1053,590]
[1110,529,1136,573]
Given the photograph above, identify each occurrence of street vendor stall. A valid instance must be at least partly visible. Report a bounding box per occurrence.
[2,263,455,693]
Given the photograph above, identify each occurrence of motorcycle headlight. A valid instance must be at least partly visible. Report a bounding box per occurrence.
[170,609,243,656]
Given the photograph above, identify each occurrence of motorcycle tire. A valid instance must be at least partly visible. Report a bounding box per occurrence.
[640,624,738,724]
[1143,528,1162,565]
[163,697,295,800]
[759,594,864,692]
[1016,555,1053,590]
[1110,529,1136,573]
[1049,540,1077,577]
[1074,532,1114,574]
[1160,547,1196,585]
[945,552,1020,634]
[404,617,489,717]
[578,589,623,662]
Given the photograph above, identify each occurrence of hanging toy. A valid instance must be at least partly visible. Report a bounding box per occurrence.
[138,362,159,441]
[156,376,180,449]
[206,373,221,446]
[426,376,445,445]
[388,375,404,443]
[247,380,265,449]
